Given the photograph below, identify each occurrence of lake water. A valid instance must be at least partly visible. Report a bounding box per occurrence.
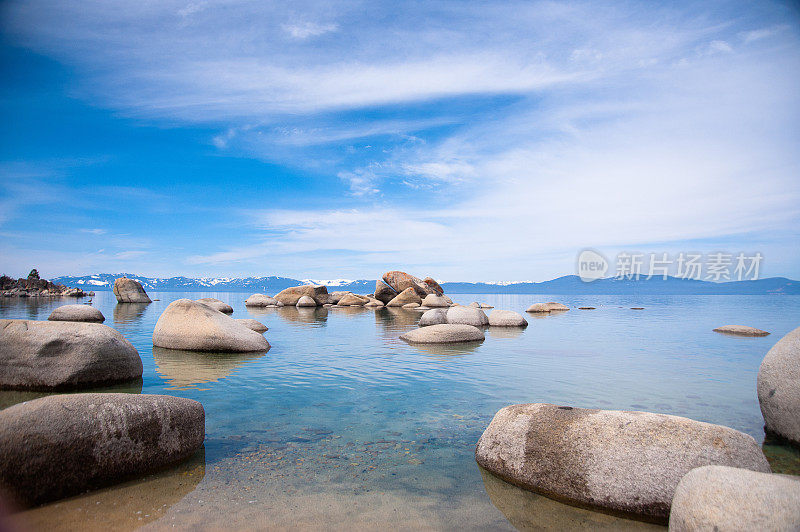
[2,292,799,530]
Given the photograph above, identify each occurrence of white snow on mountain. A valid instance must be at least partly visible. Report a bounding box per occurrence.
[301,279,357,287]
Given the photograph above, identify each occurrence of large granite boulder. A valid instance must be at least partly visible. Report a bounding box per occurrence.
[374,281,397,304]
[327,291,350,304]
[112,277,151,303]
[274,285,328,306]
[153,299,270,352]
[48,304,105,323]
[714,324,770,337]
[423,277,444,295]
[422,294,451,307]
[382,271,435,298]
[488,309,528,327]
[195,297,233,314]
[476,403,770,524]
[0,393,204,506]
[400,324,485,343]
[669,465,800,531]
[386,287,422,307]
[244,294,278,307]
[0,320,142,390]
[446,306,489,327]
[419,308,449,327]
[757,325,800,445]
[338,293,369,306]
[236,318,268,333]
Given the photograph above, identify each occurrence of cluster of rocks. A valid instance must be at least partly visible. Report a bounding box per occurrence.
[476,324,800,529]
[0,269,89,298]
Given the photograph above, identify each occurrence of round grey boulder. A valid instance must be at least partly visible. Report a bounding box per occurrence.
[476,403,770,524]
[526,303,552,313]
[153,299,270,352]
[400,324,485,344]
[757,325,800,445]
[48,304,105,323]
[236,318,268,333]
[446,306,489,327]
[714,324,770,336]
[488,309,528,327]
[112,277,151,303]
[0,319,142,390]
[0,393,204,506]
[669,466,800,532]
[419,308,448,327]
[196,297,233,314]
[422,294,451,307]
[296,295,317,307]
[244,293,278,307]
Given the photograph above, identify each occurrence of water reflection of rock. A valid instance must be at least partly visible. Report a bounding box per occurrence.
[411,341,483,360]
[374,307,421,331]
[528,310,569,320]
[12,446,206,532]
[479,467,662,531]
[0,380,144,411]
[486,326,525,340]
[153,347,267,390]
[272,306,328,327]
[113,302,150,324]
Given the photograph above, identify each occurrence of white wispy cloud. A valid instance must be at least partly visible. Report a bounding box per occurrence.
[282,21,338,39]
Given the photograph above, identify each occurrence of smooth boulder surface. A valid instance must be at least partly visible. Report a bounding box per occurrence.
[0,393,205,506]
[423,277,444,295]
[382,271,435,298]
[488,309,528,327]
[526,303,552,313]
[244,294,278,307]
[112,277,152,303]
[296,295,317,307]
[475,403,770,523]
[757,325,800,445]
[400,324,485,344]
[338,293,369,306]
[386,287,422,307]
[196,297,233,314]
[48,304,105,323]
[0,320,142,390]
[545,302,569,311]
[668,466,800,532]
[713,324,770,336]
[422,294,450,307]
[236,318,268,333]
[374,281,397,304]
[275,285,328,306]
[153,299,270,352]
[446,306,489,327]
[327,291,350,304]
[419,308,448,327]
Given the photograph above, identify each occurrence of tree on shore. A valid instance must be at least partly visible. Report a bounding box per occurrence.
[28,269,40,280]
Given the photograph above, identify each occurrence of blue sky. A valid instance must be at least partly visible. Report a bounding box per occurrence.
[0,1,798,282]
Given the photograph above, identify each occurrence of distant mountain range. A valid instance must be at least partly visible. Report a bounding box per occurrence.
[51,273,800,295]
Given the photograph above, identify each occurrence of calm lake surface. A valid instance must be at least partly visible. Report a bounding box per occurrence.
[2,292,799,530]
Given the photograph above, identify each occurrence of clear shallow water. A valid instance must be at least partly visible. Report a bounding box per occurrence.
[1,292,799,530]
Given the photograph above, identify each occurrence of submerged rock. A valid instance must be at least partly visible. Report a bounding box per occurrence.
[386,287,422,307]
[0,393,204,506]
[195,298,233,314]
[400,324,485,344]
[244,294,278,307]
[714,324,770,337]
[153,299,269,352]
[475,403,770,523]
[0,320,142,390]
[236,318,268,333]
[419,308,448,327]
[446,306,489,327]
[669,465,800,531]
[48,304,105,323]
[274,285,328,306]
[112,277,152,303]
[757,325,800,445]
[402,302,420,309]
[488,309,528,327]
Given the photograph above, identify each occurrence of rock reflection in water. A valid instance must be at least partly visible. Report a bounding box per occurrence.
[374,307,420,331]
[486,326,525,340]
[410,341,484,360]
[762,434,800,475]
[113,302,150,324]
[153,347,268,390]
[12,446,206,532]
[272,306,328,327]
[0,379,144,410]
[479,467,663,531]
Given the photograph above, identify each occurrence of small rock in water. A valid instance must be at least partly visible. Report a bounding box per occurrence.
[488,309,528,327]
[48,304,105,323]
[296,295,317,307]
[400,324,485,344]
[578,307,596,310]
[713,325,770,337]
[244,294,278,307]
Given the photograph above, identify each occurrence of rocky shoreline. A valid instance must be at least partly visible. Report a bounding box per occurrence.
[1,269,90,298]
